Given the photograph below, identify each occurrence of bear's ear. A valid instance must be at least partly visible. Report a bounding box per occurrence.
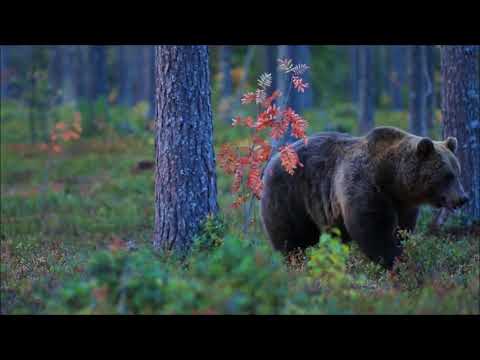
[416,138,434,159]
[445,137,458,153]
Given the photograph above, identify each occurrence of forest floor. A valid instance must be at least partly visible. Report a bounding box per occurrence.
[1,102,479,314]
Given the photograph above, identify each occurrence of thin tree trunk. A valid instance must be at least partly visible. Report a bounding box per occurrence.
[153,45,218,253]
[424,46,435,133]
[389,45,406,111]
[358,46,375,134]
[220,46,233,98]
[61,45,76,105]
[89,46,108,100]
[1,46,9,101]
[440,45,480,222]
[408,46,427,136]
[219,45,233,123]
[265,46,278,95]
[74,46,87,100]
[350,46,360,104]
[118,46,133,106]
[148,46,156,119]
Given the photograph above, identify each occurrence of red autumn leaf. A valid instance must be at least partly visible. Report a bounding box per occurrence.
[279,144,303,175]
[218,144,238,175]
[231,167,243,193]
[241,92,256,105]
[292,75,309,93]
[92,285,109,302]
[284,108,308,140]
[270,117,289,140]
[52,144,62,153]
[231,116,242,127]
[109,236,127,252]
[261,90,282,108]
[256,111,273,131]
[252,136,272,162]
[247,166,263,199]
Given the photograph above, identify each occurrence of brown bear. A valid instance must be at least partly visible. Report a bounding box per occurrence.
[260,126,469,269]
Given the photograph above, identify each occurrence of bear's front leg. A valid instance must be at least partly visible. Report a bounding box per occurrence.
[343,194,402,269]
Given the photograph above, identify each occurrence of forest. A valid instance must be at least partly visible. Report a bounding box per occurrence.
[0,45,479,315]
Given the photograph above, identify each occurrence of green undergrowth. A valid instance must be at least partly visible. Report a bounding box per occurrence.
[1,102,478,314]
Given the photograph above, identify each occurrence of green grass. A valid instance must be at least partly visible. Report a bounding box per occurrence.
[1,102,478,314]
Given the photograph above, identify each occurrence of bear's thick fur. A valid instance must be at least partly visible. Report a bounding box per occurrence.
[260,126,468,268]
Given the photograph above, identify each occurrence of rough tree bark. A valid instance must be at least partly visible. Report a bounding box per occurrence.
[358,45,375,134]
[408,45,427,136]
[440,45,480,222]
[153,45,219,253]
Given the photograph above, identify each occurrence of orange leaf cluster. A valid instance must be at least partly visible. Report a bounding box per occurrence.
[39,113,83,155]
[279,144,303,175]
[292,75,309,93]
[218,58,310,208]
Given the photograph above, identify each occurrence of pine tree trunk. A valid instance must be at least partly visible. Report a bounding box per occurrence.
[350,46,360,104]
[61,45,76,104]
[358,46,375,134]
[408,46,427,136]
[153,45,218,253]
[89,46,107,100]
[265,46,278,95]
[1,46,9,100]
[389,45,406,111]
[148,46,156,119]
[424,46,435,133]
[118,46,134,106]
[219,46,233,99]
[74,46,87,100]
[440,45,480,222]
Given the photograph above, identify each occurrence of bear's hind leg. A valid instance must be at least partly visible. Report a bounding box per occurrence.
[263,216,320,255]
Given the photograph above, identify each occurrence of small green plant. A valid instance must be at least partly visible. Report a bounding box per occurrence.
[306,228,350,285]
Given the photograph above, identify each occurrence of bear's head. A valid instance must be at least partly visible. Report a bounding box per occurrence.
[410,136,469,210]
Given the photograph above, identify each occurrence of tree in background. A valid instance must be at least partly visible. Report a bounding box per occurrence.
[139,46,153,109]
[1,46,10,101]
[265,46,278,95]
[219,46,233,100]
[148,46,156,119]
[61,46,76,105]
[276,45,312,147]
[440,45,480,222]
[424,46,435,133]
[218,45,233,122]
[153,45,218,253]
[388,46,407,111]
[408,46,427,136]
[74,46,87,101]
[358,46,374,134]
[88,46,108,101]
[349,46,360,104]
[117,46,133,106]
